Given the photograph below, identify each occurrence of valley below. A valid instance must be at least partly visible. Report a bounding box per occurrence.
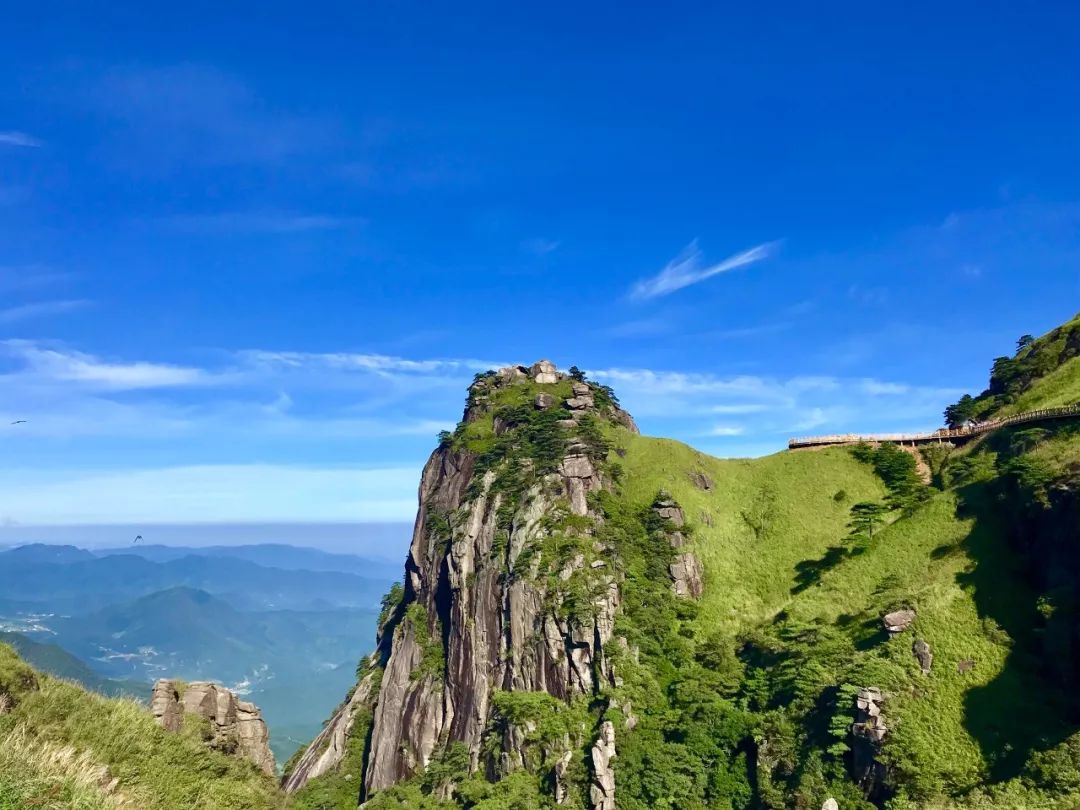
[0,541,396,763]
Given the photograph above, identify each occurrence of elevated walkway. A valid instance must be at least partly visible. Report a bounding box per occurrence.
[788,404,1080,450]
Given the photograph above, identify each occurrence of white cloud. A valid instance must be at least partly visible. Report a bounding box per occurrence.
[2,341,208,389]
[241,350,501,375]
[705,425,744,437]
[861,379,909,395]
[630,240,777,300]
[0,131,42,148]
[588,364,962,446]
[0,299,91,324]
[707,403,770,415]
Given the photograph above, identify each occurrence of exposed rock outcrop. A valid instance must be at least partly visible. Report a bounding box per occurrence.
[882,608,916,634]
[690,470,714,491]
[912,639,933,674]
[283,361,639,803]
[850,687,888,801]
[281,667,378,793]
[589,721,617,810]
[653,493,704,599]
[151,679,274,775]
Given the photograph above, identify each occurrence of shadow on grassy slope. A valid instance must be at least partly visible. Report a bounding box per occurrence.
[791,544,866,595]
[955,483,1080,782]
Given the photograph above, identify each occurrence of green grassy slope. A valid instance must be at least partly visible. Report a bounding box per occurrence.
[615,438,886,631]
[576,313,1080,808]
[0,631,149,700]
[283,318,1080,808]
[0,643,282,810]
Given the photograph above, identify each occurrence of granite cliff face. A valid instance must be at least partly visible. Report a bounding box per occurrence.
[365,361,633,800]
[151,679,275,775]
[284,361,683,806]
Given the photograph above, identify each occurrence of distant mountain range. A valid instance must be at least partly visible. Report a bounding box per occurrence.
[0,543,391,612]
[93,542,403,579]
[0,541,396,763]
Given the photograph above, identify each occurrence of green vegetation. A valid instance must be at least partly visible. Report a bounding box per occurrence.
[0,631,148,700]
[0,643,281,810]
[288,704,375,810]
[21,314,1080,809]
[405,602,445,681]
[944,311,1080,421]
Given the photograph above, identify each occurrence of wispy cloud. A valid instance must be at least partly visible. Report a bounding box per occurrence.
[521,237,560,256]
[0,267,74,293]
[240,350,501,375]
[0,131,42,148]
[630,240,778,300]
[0,299,91,324]
[588,364,964,453]
[89,63,335,168]
[164,211,362,234]
[2,341,208,389]
[705,425,744,436]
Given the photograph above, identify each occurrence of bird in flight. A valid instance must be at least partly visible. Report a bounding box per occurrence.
[10,420,27,425]
[133,535,143,544]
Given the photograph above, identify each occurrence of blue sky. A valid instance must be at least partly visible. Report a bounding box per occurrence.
[1,2,1079,534]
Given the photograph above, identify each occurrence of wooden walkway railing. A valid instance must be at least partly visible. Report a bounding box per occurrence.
[788,403,1080,450]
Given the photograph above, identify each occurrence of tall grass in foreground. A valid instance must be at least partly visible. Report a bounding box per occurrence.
[0,725,127,810]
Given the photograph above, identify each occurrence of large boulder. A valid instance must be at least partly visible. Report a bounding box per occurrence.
[530,360,559,384]
[882,609,916,634]
[152,679,275,775]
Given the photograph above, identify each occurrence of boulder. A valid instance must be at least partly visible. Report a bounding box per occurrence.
[912,639,933,674]
[822,800,839,810]
[882,609,916,634]
[690,470,714,491]
[530,360,559,384]
[534,393,556,409]
[150,680,183,733]
[152,679,275,775]
[571,382,591,396]
[670,553,704,599]
[497,365,529,383]
[565,395,595,410]
[652,493,686,527]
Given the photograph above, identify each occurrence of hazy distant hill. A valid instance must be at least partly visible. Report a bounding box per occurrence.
[26,585,380,763]
[0,630,148,699]
[45,586,378,683]
[94,542,402,579]
[0,546,391,612]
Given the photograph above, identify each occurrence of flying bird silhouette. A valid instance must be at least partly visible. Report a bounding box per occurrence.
[133,535,143,544]
[10,420,27,425]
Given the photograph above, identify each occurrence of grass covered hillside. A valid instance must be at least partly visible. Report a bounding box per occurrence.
[0,643,281,810]
[287,318,1080,810]
[591,314,1080,808]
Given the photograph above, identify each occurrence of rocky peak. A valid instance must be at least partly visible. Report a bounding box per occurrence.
[463,360,638,434]
[151,679,275,776]
[284,361,644,805]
